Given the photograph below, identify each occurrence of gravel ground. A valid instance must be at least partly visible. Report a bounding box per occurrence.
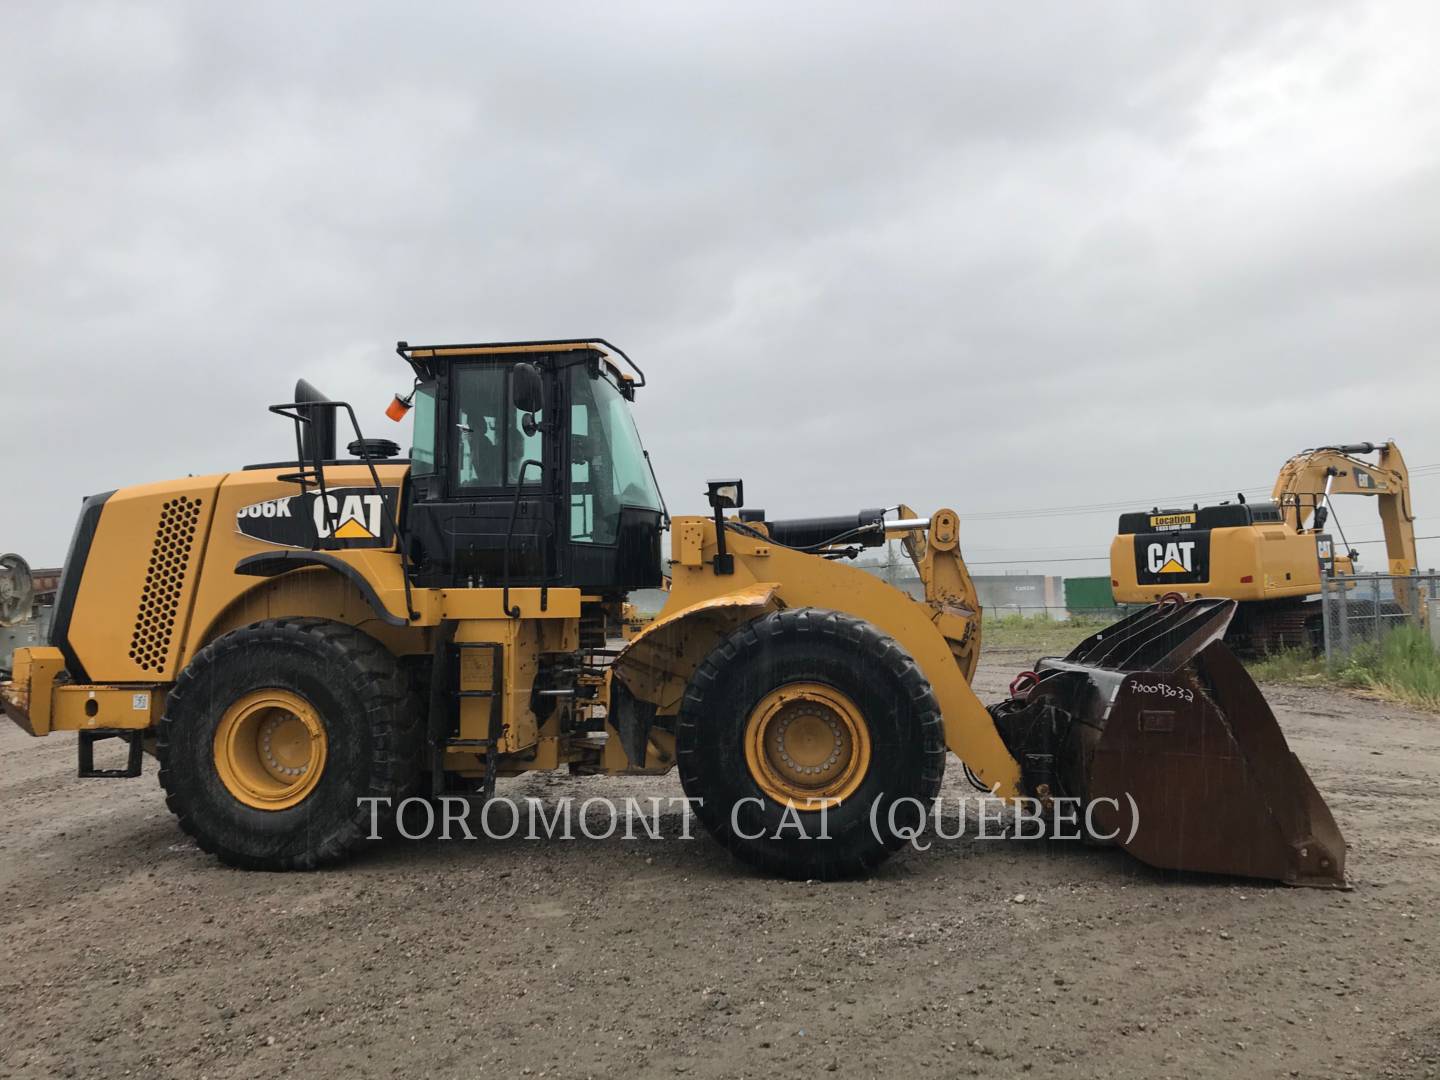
[1,648,1437,1080]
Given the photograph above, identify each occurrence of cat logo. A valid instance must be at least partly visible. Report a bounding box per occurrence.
[236,487,397,549]
[1147,540,1196,575]
[1136,531,1208,584]
[315,492,385,540]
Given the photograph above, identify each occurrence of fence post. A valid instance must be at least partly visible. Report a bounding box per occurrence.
[1432,573,1439,642]
[1373,575,1383,642]
[1338,579,1350,660]
[1322,578,1333,667]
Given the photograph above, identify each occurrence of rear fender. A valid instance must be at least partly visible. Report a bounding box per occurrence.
[191,565,430,661]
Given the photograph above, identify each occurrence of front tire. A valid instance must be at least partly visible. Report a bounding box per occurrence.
[677,608,944,880]
[157,617,418,870]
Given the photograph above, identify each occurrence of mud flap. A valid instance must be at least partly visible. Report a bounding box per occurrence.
[609,678,657,767]
[991,598,1347,888]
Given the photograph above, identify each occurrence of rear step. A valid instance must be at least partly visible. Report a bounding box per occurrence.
[990,598,1347,888]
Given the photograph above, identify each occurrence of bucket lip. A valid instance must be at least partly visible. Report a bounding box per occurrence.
[1063,597,1236,673]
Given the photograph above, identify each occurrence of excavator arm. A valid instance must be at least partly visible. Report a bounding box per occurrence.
[1272,441,1417,577]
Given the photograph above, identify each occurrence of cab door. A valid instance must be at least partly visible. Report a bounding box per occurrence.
[403,360,560,588]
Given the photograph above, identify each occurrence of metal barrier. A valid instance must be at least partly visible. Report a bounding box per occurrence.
[1321,572,1440,662]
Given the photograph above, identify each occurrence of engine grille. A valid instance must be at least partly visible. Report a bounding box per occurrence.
[130,496,202,673]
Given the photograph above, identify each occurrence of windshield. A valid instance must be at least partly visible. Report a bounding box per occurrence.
[569,365,661,544]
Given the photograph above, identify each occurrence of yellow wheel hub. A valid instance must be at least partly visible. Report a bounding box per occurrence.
[213,689,327,810]
[744,682,871,810]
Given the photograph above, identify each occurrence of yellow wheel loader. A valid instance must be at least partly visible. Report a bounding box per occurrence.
[1,340,1345,885]
[1111,442,1418,654]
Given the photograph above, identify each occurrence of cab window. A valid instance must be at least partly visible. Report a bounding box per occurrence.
[409,383,437,476]
[452,364,543,489]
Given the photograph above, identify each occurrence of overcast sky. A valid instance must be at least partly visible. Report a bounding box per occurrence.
[5,1,1439,578]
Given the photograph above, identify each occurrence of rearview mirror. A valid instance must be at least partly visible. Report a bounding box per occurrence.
[512,363,544,415]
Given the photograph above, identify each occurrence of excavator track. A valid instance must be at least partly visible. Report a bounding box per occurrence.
[1231,599,1321,656]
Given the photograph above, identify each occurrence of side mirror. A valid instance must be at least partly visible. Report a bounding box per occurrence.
[512,363,544,415]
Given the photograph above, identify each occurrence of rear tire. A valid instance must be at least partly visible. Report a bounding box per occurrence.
[157,617,419,870]
[677,608,944,880]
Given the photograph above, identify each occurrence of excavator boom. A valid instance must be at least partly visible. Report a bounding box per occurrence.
[1272,441,1417,578]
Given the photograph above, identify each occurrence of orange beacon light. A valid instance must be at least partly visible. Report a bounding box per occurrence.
[385,391,414,422]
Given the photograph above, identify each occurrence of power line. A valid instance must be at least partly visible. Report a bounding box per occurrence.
[960,487,1272,522]
[959,461,1440,522]
[959,534,1440,568]
[1349,534,1440,546]
[932,462,1440,562]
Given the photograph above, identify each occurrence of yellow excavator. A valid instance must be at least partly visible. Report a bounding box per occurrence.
[1111,442,1418,653]
[2,339,1345,886]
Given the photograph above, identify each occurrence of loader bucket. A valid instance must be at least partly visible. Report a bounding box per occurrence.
[990,598,1347,888]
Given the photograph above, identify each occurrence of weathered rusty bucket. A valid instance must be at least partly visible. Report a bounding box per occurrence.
[991,598,1347,888]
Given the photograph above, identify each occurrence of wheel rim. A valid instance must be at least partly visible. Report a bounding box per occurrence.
[213,689,327,810]
[743,682,872,809]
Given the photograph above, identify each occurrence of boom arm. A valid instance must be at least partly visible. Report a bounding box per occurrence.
[1271,441,1417,576]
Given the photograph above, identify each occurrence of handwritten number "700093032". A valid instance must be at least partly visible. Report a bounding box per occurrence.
[1131,682,1195,703]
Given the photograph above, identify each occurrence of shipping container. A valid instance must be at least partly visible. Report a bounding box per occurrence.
[1064,575,1119,616]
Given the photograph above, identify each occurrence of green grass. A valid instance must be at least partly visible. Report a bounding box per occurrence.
[981,613,1115,655]
[1249,625,1440,712]
[1247,649,1328,683]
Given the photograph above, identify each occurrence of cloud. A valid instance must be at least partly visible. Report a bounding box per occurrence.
[4,0,1438,575]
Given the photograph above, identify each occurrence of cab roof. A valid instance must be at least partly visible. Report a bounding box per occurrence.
[396,338,645,392]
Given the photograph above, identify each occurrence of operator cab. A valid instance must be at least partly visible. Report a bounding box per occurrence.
[398,340,665,594]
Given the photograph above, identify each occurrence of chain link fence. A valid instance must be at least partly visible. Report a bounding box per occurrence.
[1321,572,1440,662]
[979,605,1123,622]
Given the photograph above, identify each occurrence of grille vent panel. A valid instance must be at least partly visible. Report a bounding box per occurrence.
[130,497,202,672]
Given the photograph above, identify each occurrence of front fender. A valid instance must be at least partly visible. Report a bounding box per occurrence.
[648,517,1024,797]
[609,582,781,714]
